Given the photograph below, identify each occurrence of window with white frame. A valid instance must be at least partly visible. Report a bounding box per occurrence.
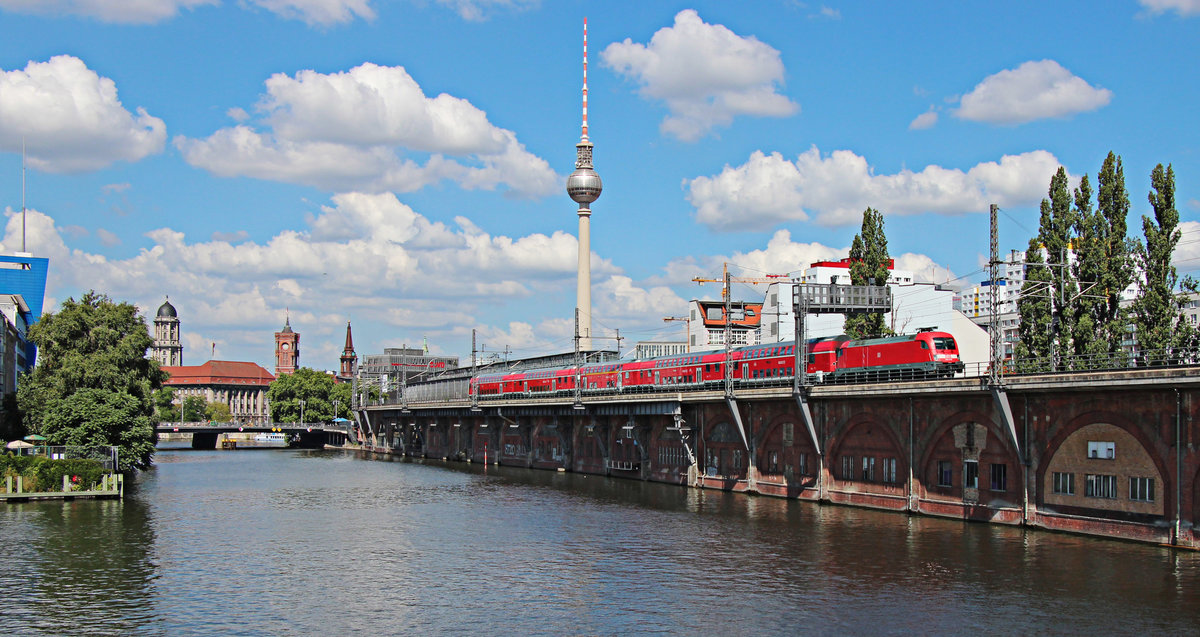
[1053,471,1075,495]
[1087,441,1115,460]
[882,457,897,483]
[1129,477,1155,502]
[1085,474,1118,499]
[841,455,854,480]
[862,456,875,482]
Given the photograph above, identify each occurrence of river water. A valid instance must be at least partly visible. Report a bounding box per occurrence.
[2,446,1199,635]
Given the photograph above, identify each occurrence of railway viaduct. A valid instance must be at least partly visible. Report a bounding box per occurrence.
[354,367,1200,547]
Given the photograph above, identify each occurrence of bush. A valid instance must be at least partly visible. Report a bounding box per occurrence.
[1,454,108,492]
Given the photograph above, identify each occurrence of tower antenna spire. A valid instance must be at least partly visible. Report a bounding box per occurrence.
[565,17,603,351]
[21,136,26,253]
[581,16,589,143]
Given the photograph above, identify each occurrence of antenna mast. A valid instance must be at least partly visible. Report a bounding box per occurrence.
[21,137,26,253]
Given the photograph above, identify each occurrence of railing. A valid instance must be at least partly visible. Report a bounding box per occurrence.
[362,343,1200,409]
[8,445,118,471]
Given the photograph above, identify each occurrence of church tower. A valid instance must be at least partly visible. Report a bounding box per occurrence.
[151,297,183,366]
[339,321,357,381]
[274,314,300,376]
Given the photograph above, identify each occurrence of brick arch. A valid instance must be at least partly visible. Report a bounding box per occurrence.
[826,412,905,483]
[756,412,815,477]
[915,409,1018,501]
[1038,410,1171,516]
[827,413,902,462]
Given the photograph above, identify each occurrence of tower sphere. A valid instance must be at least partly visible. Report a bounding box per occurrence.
[567,167,602,205]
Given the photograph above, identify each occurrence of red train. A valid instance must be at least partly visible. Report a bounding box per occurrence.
[470,330,963,398]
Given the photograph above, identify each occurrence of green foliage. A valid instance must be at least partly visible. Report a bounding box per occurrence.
[181,396,207,422]
[205,401,232,422]
[844,207,892,339]
[0,454,108,492]
[17,291,164,471]
[153,387,178,422]
[268,367,343,423]
[1094,152,1135,352]
[1016,234,1054,366]
[1133,163,1195,356]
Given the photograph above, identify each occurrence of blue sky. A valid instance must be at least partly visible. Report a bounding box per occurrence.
[0,0,1197,371]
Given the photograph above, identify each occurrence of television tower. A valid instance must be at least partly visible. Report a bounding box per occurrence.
[566,17,603,351]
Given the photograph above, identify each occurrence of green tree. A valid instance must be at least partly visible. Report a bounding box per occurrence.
[205,401,232,422]
[181,396,207,421]
[17,291,164,471]
[1016,235,1054,368]
[1042,167,1078,366]
[1070,173,1103,358]
[1094,152,1135,353]
[844,207,892,339]
[1133,163,1194,358]
[268,367,339,423]
[153,387,179,422]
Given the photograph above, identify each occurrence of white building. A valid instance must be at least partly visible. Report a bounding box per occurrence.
[633,341,687,359]
[760,259,989,371]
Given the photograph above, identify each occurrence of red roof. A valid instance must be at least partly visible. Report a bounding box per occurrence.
[811,257,896,269]
[162,360,275,387]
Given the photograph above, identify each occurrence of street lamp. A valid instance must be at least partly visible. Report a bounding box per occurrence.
[333,399,340,421]
[298,399,306,426]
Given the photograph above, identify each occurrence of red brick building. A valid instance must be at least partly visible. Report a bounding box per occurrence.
[161,360,275,426]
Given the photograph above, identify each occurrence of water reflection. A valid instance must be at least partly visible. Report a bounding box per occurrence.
[2,449,1199,635]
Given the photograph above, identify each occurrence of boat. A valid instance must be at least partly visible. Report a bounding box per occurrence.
[252,432,289,448]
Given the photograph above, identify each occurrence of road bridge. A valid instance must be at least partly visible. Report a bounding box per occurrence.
[356,365,1200,548]
[155,422,350,449]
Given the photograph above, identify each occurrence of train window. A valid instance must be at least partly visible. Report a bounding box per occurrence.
[920,341,928,349]
[934,337,957,351]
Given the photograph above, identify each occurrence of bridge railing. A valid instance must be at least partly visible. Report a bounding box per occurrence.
[999,344,1200,377]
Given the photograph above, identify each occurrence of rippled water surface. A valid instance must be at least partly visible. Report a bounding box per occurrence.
[3,446,1200,635]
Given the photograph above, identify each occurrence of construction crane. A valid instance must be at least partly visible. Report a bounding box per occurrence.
[663,316,690,352]
[692,262,790,302]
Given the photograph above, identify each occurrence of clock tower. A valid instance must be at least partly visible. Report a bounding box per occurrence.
[275,314,300,376]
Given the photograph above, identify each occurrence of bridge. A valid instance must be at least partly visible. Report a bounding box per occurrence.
[350,355,1200,549]
[156,422,351,449]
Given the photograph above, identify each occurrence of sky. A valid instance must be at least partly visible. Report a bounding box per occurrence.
[0,0,1198,371]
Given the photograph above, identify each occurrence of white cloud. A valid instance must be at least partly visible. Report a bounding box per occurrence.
[0,0,377,25]
[434,0,537,21]
[601,9,798,142]
[955,60,1112,125]
[0,56,166,172]
[0,194,624,363]
[246,0,375,26]
[0,0,216,23]
[686,146,1063,229]
[909,108,938,130]
[1140,0,1200,16]
[96,228,121,246]
[177,62,557,197]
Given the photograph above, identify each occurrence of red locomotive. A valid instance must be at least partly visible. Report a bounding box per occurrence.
[469,330,962,398]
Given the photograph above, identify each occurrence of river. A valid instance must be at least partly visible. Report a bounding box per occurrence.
[2,445,1199,635]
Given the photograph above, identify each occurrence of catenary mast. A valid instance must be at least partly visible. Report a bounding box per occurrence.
[566,17,602,351]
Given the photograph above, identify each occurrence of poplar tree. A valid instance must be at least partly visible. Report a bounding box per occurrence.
[1094,152,1135,354]
[1016,235,1054,369]
[1070,174,1103,358]
[1133,163,1194,359]
[1042,167,1078,366]
[844,207,891,339]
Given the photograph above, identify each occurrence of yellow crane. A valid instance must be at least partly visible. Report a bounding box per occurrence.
[692,262,790,302]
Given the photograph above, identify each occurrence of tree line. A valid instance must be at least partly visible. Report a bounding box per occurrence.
[3,291,359,472]
[1016,153,1194,368]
